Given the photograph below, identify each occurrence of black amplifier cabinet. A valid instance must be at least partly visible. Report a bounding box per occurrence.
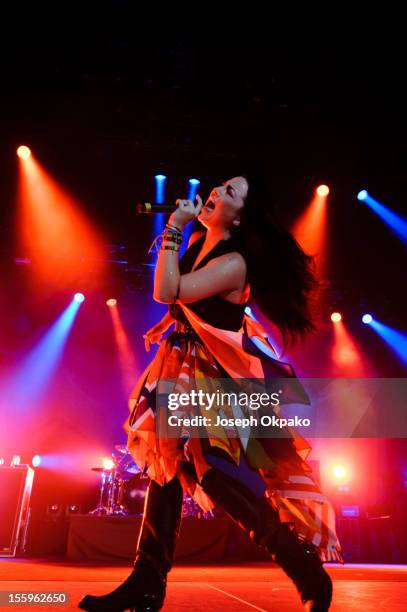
[0,466,34,557]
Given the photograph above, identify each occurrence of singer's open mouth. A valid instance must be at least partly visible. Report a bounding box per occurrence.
[203,199,215,211]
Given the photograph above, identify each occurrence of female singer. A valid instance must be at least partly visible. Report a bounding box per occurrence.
[80,175,342,612]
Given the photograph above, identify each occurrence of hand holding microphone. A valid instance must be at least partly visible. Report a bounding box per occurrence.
[136,195,203,227]
[145,195,203,255]
[169,195,203,230]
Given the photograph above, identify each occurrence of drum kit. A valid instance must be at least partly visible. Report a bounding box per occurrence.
[89,445,146,516]
[89,445,213,518]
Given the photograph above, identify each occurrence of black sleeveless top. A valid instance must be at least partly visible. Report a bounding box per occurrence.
[169,234,247,331]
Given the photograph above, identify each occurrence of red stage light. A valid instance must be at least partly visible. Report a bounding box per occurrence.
[106,299,117,307]
[17,145,31,159]
[331,312,342,323]
[101,457,114,470]
[17,155,107,289]
[291,186,329,279]
[108,301,139,390]
[332,464,347,480]
[317,184,330,197]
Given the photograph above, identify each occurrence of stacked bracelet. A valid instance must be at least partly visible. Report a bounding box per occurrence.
[148,224,183,254]
[161,223,183,251]
[162,232,182,244]
[165,223,183,234]
[161,244,180,251]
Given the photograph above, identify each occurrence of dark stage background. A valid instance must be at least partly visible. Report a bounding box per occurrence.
[0,9,406,562]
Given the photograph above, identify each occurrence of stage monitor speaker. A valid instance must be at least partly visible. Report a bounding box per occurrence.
[0,465,34,557]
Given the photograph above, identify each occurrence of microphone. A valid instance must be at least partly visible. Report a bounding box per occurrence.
[136,202,177,214]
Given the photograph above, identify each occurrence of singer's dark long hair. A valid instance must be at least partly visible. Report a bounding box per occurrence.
[194,173,318,349]
[237,173,317,348]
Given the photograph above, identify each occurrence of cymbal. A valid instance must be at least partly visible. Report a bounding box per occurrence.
[115,444,128,454]
[125,464,141,474]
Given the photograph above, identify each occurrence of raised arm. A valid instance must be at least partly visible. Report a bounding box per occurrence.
[153,198,201,303]
[153,197,246,304]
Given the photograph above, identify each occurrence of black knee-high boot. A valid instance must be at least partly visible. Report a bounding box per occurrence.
[200,467,333,612]
[78,476,183,612]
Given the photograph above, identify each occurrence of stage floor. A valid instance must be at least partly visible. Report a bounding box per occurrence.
[1,559,406,611]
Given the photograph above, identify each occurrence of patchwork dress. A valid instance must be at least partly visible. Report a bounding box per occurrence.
[123,236,343,563]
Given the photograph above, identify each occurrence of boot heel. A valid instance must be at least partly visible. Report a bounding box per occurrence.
[79,478,182,612]
[200,468,333,610]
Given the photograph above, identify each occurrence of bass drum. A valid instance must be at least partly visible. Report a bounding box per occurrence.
[123,473,149,515]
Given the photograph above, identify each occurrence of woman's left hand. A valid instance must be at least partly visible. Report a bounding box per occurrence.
[168,195,203,230]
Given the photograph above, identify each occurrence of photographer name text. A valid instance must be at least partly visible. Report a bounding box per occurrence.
[167,414,311,429]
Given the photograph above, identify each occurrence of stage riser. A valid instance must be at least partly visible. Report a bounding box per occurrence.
[67,515,269,563]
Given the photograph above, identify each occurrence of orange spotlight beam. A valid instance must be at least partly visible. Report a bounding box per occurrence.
[17,153,106,288]
[108,304,139,391]
[331,319,374,377]
[291,188,329,278]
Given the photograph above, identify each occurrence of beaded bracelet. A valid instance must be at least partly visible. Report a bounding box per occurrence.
[161,244,180,252]
[163,229,182,242]
[165,223,183,234]
[148,225,183,254]
[165,228,181,236]
[162,233,182,244]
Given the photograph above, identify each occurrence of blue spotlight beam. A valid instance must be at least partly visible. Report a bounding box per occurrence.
[152,175,167,247]
[2,298,82,409]
[187,178,200,201]
[359,192,407,245]
[154,175,167,204]
[180,179,201,256]
[370,319,407,365]
[152,213,166,241]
